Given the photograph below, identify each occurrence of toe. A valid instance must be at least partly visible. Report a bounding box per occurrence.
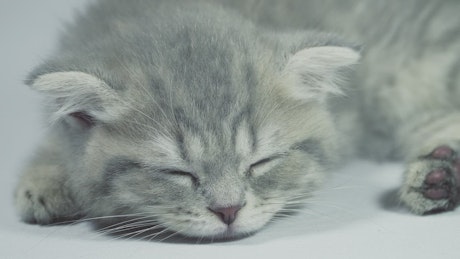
[424,188,449,200]
[425,169,448,184]
[430,146,454,159]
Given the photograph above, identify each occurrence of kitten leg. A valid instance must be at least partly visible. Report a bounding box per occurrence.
[15,142,81,224]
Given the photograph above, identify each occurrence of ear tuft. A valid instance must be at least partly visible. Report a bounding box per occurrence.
[282,46,360,102]
[31,71,123,124]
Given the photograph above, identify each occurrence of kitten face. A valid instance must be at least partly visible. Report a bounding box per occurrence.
[28,2,358,239]
[65,58,338,238]
[77,95,332,239]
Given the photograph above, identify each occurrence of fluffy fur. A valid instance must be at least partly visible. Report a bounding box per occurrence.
[15,0,460,240]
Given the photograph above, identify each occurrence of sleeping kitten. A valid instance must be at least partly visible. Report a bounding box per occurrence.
[15,0,460,240]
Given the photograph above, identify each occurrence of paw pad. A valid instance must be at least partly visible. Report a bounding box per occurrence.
[429,146,454,159]
[423,169,451,200]
[424,188,449,200]
[425,169,448,184]
[422,146,460,205]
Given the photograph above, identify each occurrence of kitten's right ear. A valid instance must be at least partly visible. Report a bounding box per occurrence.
[268,31,361,103]
[29,71,123,127]
[281,45,360,102]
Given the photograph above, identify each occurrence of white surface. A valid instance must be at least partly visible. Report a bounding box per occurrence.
[1,1,459,259]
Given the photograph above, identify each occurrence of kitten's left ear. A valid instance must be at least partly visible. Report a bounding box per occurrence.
[281,44,360,103]
[29,71,123,125]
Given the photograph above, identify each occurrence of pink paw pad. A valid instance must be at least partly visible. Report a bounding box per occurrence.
[425,169,448,184]
[430,146,454,159]
[423,169,450,200]
[424,188,449,200]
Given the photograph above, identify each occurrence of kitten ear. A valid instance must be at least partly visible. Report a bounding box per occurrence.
[282,45,360,102]
[29,71,123,126]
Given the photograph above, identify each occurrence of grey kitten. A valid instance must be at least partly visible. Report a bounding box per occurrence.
[15,0,460,240]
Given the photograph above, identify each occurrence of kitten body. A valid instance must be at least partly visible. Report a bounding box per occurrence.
[15,0,460,239]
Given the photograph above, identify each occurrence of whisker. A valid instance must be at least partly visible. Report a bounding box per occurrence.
[96,223,155,238]
[95,219,160,236]
[144,227,172,242]
[47,212,153,227]
[158,228,186,242]
[94,215,157,233]
[109,224,167,241]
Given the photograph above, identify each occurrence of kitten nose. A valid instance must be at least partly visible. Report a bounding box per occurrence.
[208,205,243,225]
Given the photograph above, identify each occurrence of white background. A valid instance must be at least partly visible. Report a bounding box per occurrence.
[0,1,459,258]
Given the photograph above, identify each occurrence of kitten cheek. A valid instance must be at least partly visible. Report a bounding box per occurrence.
[249,167,266,178]
[161,175,195,188]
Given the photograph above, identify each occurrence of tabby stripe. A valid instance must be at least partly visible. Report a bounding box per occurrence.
[290,139,328,164]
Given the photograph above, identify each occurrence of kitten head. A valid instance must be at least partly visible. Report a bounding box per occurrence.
[28,4,359,239]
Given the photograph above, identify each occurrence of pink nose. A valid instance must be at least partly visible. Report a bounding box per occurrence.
[208,205,243,225]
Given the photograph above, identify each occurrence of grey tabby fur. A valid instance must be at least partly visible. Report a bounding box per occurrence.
[15,0,460,240]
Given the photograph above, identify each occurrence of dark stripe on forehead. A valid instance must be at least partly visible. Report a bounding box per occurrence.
[173,106,210,151]
[173,107,202,134]
[447,57,460,94]
[174,130,189,162]
[249,122,258,152]
[243,61,258,94]
[291,138,328,165]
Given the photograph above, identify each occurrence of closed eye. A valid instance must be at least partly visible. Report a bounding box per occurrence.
[66,111,95,128]
[250,157,276,168]
[248,154,284,177]
[161,169,199,185]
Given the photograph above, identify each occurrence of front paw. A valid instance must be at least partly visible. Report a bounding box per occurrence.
[14,165,80,224]
[401,146,460,214]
